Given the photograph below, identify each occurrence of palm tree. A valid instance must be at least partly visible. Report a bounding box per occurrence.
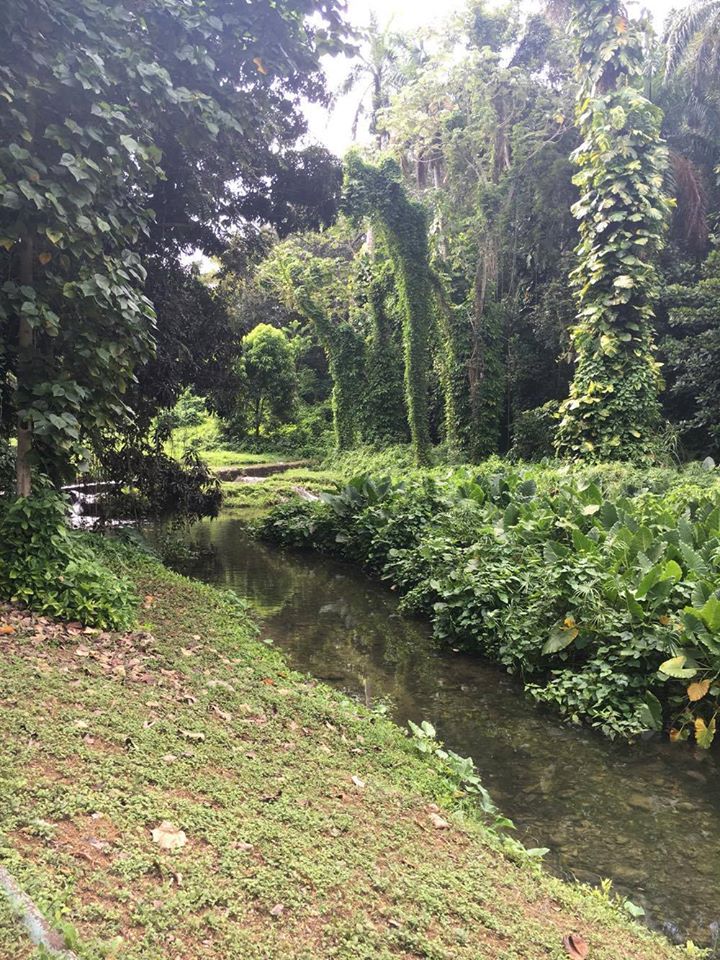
[661,2,720,253]
[337,14,416,150]
[664,0,720,80]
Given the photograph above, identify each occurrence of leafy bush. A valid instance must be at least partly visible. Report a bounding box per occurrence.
[93,448,222,520]
[0,439,14,494]
[0,491,137,628]
[235,400,334,459]
[510,401,559,461]
[261,462,720,745]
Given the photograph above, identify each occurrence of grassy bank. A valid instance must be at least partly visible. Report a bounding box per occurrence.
[221,468,340,514]
[261,459,720,743]
[0,544,688,959]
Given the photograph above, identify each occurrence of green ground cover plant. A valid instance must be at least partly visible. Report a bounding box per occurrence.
[0,492,136,629]
[0,543,686,959]
[261,460,720,744]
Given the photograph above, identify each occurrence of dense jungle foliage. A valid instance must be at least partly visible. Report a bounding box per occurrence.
[141,0,720,469]
[5,0,720,478]
[4,0,720,751]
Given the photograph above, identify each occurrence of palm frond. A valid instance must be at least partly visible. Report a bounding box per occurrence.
[664,0,720,78]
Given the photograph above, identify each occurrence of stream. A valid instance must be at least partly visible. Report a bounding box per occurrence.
[165,514,720,948]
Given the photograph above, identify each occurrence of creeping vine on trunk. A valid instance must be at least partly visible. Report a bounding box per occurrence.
[343,153,434,465]
[556,0,673,461]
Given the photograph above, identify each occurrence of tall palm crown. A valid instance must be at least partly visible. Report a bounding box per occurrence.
[338,14,419,149]
[665,0,720,80]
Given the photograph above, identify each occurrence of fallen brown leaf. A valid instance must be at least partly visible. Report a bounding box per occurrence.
[563,933,589,959]
[180,730,205,742]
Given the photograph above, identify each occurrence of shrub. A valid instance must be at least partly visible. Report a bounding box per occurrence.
[0,440,14,494]
[0,490,137,629]
[93,448,222,520]
[261,462,720,745]
[510,401,559,461]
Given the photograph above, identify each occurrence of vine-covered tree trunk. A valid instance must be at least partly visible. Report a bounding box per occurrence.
[391,237,433,465]
[15,230,34,497]
[556,0,673,461]
[467,245,505,462]
[363,267,408,444]
[343,154,434,466]
[326,324,364,451]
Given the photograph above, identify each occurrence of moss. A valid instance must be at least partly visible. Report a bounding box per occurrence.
[0,544,686,959]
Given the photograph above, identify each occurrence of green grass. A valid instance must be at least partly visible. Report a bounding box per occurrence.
[0,545,687,959]
[221,470,341,514]
[164,416,284,469]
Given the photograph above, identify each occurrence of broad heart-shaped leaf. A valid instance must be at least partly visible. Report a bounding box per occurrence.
[699,595,720,634]
[637,559,682,600]
[543,621,579,655]
[624,590,644,621]
[637,691,663,731]
[687,679,711,702]
[659,655,699,679]
[695,717,716,750]
[661,559,683,582]
[635,564,660,600]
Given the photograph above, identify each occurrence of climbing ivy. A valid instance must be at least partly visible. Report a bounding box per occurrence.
[343,153,434,465]
[555,0,674,461]
[257,230,364,451]
[359,254,408,445]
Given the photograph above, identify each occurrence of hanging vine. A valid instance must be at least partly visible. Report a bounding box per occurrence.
[343,152,434,465]
[555,0,673,461]
[258,232,364,451]
[357,253,409,444]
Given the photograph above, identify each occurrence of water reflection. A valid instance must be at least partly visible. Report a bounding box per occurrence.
[170,516,720,947]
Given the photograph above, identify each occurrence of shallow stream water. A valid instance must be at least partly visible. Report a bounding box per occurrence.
[168,515,720,948]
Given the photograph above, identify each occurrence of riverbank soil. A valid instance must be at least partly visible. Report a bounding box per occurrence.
[0,552,683,959]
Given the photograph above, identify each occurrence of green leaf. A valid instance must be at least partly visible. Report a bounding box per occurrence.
[623,900,646,919]
[637,691,662,731]
[699,595,720,633]
[543,620,579,655]
[658,655,699,680]
[661,559,683,582]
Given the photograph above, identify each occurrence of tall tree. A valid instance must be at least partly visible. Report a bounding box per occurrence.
[664,1,720,81]
[338,14,415,149]
[255,228,366,451]
[343,153,435,465]
[0,0,348,495]
[236,324,298,439]
[555,0,673,460]
[384,2,578,458]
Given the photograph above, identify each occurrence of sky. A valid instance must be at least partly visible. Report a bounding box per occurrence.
[305,0,684,156]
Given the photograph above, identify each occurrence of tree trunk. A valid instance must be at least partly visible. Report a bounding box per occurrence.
[16,230,34,498]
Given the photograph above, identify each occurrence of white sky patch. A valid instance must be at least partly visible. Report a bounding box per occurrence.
[305,0,687,156]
